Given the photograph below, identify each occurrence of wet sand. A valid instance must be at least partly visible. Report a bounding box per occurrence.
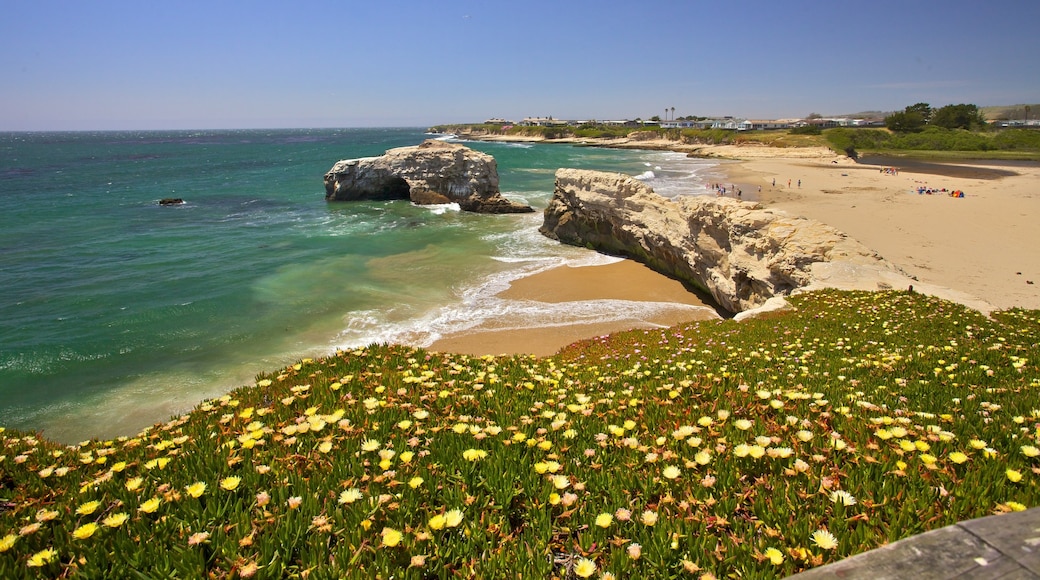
[428,260,720,356]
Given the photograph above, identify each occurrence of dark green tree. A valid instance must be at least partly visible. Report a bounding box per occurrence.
[930,104,985,130]
[885,110,926,132]
[906,102,933,122]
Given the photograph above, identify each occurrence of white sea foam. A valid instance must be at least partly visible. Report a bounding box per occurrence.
[422,202,461,214]
[634,170,656,181]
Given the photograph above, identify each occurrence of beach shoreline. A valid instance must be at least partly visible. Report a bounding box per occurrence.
[427,133,1040,358]
[427,259,720,356]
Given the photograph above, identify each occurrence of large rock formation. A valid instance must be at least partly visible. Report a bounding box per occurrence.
[541,169,988,315]
[324,140,533,214]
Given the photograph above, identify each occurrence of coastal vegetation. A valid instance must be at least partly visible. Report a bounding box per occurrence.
[431,121,1040,161]
[824,126,1040,160]
[3,290,1040,578]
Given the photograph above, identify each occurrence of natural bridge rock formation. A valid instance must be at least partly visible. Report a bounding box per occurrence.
[324,140,533,214]
[540,169,968,315]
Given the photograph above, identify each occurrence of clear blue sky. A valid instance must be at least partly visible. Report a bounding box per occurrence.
[2,0,1038,130]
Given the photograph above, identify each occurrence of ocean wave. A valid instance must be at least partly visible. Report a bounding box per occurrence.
[421,202,461,214]
[634,170,656,181]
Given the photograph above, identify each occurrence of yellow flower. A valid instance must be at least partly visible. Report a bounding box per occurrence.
[76,500,101,516]
[429,514,446,530]
[1007,469,1024,483]
[552,475,569,490]
[361,439,381,452]
[125,477,144,492]
[462,448,487,461]
[595,513,613,528]
[0,534,17,553]
[27,548,57,567]
[103,513,129,528]
[640,510,658,526]
[444,509,464,528]
[408,476,424,489]
[734,419,753,430]
[186,482,207,498]
[548,493,561,505]
[919,453,937,465]
[811,529,838,550]
[318,441,333,454]
[949,451,969,464]
[381,527,403,547]
[573,557,596,578]
[338,488,363,505]
[139,497,161,514]
[764,547,784,565]
[35,509,59,522]
[220,476,241,491]
[695,451,712,465]
[1023,445,1040,458]
[662,465,681,480]
[399,451,415,464]
[1006,501,1028,512]
[72,522,99,540]
[829,490,857,506]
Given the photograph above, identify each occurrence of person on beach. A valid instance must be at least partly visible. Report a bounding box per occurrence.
[772,178,776,187]
[788,179,791,188]
[798,179,801,187]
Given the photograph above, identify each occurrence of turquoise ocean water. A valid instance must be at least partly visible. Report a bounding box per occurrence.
[0,128,722,442]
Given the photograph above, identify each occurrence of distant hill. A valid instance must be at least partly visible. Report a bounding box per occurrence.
[832,105,1040,122]
[982,104,1040,121]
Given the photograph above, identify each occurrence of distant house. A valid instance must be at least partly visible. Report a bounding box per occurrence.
[659,120,699,128]
[519,117,569,127]
[707,118,741,130]
[794,118,841,129]
[738,119,791,131]
[484,118,514,125]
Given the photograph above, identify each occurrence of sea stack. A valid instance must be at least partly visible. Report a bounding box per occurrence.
[323,140,534,214]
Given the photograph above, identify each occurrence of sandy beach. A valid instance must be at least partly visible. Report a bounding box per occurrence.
[428,259,720,356]
[728,154,1040,312]
[432,135,1040,358]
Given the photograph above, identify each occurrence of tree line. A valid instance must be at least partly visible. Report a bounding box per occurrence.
[885,103,986,132]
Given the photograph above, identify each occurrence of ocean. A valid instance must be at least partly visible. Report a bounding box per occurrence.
[0,128,722,442]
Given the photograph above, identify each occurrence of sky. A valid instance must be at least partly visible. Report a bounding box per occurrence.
[2,0,1038,130]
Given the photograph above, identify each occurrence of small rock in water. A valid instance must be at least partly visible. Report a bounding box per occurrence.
[158,198,184,206]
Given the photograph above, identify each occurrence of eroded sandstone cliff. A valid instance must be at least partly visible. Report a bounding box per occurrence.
[541,169,938,314]
[324,140,533,214]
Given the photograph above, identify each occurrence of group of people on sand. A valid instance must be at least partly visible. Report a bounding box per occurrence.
[709,183,742,197]
[916,185,965,198]
[880,166,899,175]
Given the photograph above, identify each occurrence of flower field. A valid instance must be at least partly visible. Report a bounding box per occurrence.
[2,289,1039,579]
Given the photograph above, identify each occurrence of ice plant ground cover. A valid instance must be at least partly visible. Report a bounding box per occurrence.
[2,289,1039,579]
